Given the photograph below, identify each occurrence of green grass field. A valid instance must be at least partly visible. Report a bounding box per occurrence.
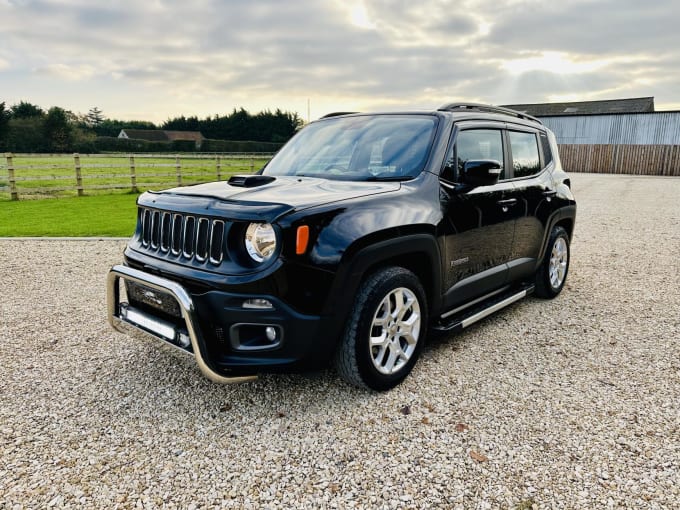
[0,193,139,236]
[0,153,272,201]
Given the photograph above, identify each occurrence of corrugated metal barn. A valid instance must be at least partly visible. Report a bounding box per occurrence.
[501,98,680,176]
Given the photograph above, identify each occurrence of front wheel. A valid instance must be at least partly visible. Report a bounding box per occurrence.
[334,267,428,391]
[534,226,570,298]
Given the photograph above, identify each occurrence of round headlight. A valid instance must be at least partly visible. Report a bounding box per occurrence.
[244,223,276,262]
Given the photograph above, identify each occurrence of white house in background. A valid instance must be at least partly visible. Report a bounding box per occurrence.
[118,129,205,149]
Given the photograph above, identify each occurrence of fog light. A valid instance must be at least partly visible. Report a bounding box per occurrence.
[265,326,277,341]
[243,298,274,310]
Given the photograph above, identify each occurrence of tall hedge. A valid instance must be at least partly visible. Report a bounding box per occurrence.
[93,137,282,153]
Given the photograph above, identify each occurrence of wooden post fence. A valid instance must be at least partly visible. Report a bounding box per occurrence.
[6,153,18,201]
[216,155,222,180]
[74,153,84,196]
[175,155,182,186]
[129,155,138,193]
[249,156,255,173]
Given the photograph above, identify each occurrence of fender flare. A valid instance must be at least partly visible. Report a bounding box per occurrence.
[536,205,577,263]
[322,233,443,333]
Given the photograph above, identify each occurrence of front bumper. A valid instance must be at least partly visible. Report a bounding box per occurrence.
[108,265,257,383]
[107,264,331,382]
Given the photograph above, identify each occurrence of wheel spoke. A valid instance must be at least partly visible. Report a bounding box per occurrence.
[370,331,388,346]
[368,286,422,376]
[548,237,568,289]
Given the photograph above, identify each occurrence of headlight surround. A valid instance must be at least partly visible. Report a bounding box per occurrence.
[244,223,277,263]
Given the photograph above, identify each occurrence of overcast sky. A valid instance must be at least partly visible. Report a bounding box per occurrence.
[1,0,679,123]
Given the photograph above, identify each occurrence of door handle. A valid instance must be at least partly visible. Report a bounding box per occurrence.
[496,198,518,206]
[542,190,557,197]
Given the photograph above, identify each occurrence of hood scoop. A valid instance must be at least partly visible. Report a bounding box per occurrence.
[228,175,276,188]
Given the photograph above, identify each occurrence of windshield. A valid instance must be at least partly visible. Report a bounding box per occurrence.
[262,115,438,181]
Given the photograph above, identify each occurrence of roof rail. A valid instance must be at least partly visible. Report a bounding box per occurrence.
[321,111,359,118]
[438,102,543,125]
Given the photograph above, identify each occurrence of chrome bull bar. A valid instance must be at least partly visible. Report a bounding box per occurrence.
[107,264,257,384]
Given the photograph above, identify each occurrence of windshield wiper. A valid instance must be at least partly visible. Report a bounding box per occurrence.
[364,175,415,181]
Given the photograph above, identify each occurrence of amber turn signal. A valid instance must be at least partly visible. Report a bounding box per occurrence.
[296,225,310,255]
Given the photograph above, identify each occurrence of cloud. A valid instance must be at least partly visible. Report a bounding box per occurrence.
[34,63,96,81]
[0,0,679,120]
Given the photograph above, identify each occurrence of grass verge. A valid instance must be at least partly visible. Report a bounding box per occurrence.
[0,194,139,237]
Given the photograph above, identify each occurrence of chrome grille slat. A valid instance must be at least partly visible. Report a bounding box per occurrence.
[150,211,160,249]
[139,207,227,265]
[160,212,171,252]
[141,209,151,247]
[171,214,183,255]
[196,218,210,262]
[183,216,196,258]
[209,220,225,264]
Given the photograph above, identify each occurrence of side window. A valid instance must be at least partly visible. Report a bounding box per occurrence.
[539,132,553,166]
[508,131,541,178]
[442,129,504,182]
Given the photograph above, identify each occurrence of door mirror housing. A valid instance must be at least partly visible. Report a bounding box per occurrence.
[461,160,502,187]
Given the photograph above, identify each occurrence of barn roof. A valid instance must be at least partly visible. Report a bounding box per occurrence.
[120,129,169,142]
[164,131,205,142]
[119,129,205,142]
[500,97,655,116]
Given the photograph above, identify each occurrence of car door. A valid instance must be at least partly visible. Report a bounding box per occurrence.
[503,128,563,281]
[439,124,517,310]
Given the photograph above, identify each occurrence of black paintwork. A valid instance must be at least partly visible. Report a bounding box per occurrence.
[121,107,576,376]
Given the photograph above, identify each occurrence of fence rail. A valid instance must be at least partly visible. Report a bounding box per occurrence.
[558,144,680,176]
[1,153,275,200]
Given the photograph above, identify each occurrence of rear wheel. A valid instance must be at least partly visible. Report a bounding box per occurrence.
[335,267,427,391]
[534,226,570,298]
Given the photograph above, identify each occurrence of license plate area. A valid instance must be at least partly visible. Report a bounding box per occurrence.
[126,280,182,319]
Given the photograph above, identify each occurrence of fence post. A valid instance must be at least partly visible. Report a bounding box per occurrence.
[216,155,222,180]
[6,153,18,201]
[74,153,84,196]
[175,155,182,186]
[249,155,255,174]
[129,154,138,193]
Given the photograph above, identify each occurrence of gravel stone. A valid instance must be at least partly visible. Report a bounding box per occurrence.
[1,173,679,508]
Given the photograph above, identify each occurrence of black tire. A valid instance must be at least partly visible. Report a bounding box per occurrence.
[334,267,428,391]
[534,226,570,298]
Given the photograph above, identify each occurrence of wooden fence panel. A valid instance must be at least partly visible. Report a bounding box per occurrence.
[558,144,680,176]
[1,153,275,200]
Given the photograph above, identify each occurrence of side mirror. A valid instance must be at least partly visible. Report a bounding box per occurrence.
[461,160,502,187]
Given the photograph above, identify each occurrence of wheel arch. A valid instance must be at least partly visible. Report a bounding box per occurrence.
[537,206,576,262]
[322,233,443,332]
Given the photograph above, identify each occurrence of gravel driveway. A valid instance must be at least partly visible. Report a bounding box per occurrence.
[1,173,679,509]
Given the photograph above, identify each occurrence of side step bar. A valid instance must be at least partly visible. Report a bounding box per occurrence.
[435,285,534,333]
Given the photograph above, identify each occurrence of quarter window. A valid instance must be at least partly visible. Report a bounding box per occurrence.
[508,131,541,178]
[539,132,553,166]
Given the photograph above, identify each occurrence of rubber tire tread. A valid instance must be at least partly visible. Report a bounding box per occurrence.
[534,226,570,299]
[334,266,427,391]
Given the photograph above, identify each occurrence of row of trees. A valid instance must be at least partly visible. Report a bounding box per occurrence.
[0,101,303,153]
[163,108,303,143]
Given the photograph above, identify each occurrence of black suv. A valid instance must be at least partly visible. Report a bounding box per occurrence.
[108,103,576,390]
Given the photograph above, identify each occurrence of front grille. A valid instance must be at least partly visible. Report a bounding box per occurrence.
[139,208,228,266]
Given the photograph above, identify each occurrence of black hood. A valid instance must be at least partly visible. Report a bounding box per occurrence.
[138,176,400,222]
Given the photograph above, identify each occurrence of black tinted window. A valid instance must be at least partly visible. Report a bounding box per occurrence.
[263,115,437,181]
[509,131,540,178]
[540,132,553,166]
[451,129,504,181]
